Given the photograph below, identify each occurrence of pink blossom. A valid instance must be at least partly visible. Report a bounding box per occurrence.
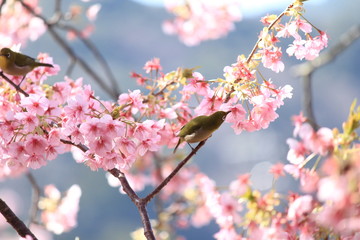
[292,113,307,137]
[194,94,223,115]
[191,205,212,228]
[21,94,49,115]
[163,0,242,46]
[286,138,307,165]
[98,151,122,170]
[159,107,177,119]
[116,137,137,157]
[100,115,125,138]
[25,135,48,155]
[143,58,162,73]
[88,136,113,156]
[182,72,211,97]
[300,169,319,193]
[299,124,333,155]
[41,184,81,234]
[53,81,72,103]
[269,163,285,179]
[7,142,27,161]
[14,112,39,132]
[250,95,279,129]
[261,47,285,73]
[287,195,313,223]
[276,22,301,39]
[86,4,101,21]
[137,138,161,156]
[79,117,104,140]
[225,104,246,134]
[229,174,250,197]
[118,89,147,115]
[286,39,307,60]
[25,153,46,169]
[64,95,89,122]
[296,19,312,33]
[317,176,348,204]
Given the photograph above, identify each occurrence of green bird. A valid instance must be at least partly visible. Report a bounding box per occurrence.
[173,110,231,153]
[0,47,53,78]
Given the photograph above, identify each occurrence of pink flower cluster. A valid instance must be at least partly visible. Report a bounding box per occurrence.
[0,0,46,48]
[162,0,242,46]
[256,7,328,73]
[39,184,81,235]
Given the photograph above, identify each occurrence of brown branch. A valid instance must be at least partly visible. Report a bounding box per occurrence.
[57,23,121,95]
[246,3,293,64]
[18,0,120,100]
[26,173,41,226]
[0,198,38,240]
[293,24,360,77]
[143,140,206,204]
[293,24,360,129]
[0,72,29,97]
[108,169,155,240]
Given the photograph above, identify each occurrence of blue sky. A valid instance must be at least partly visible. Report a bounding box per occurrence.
[132,0,327,17]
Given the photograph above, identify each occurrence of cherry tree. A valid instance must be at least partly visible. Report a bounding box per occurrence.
[0,0,359,239]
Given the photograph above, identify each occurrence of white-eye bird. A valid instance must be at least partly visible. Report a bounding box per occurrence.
[0,47,53,77]
[173,110,231,153]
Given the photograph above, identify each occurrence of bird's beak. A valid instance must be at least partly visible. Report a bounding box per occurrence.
[225,110,231,115]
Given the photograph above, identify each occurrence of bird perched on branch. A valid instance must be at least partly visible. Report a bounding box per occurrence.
[173,110,231,153]
[0,47,53,83]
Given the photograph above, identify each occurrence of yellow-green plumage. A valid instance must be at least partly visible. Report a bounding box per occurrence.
[173,110,231,153]
[0,48,53,76]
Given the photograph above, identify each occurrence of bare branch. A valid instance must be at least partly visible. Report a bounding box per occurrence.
[108,168,156,240]
[26,173,41,226]
[57,23,121,95]
[0,72,29,97]
[143,140,207,204]
[18,0,120,99]
[293,24,360,129]
[293,24,360,77]
[0,198,38,240]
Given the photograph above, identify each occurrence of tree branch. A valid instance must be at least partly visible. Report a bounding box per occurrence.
[143,140,206,204]
[0,198,38,240]
[0,72,29,97]
[18,0,120,99]
[26,173,41,226]
[293,24,360,129]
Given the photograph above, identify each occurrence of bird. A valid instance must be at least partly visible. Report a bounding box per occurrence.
[173,110,231,153]
[0,47,53,83]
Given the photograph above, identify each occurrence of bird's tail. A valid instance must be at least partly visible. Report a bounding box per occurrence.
[173,138,182,154]
[35,62,54,68]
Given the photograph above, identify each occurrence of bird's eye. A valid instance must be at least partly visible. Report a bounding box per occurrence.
[222,115,226,120]
[4,53,10,58]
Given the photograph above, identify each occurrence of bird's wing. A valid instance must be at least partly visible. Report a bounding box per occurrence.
[178,116,206,137]
[14,54,35,67]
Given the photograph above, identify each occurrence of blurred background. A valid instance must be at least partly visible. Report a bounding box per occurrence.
[1,0,360,239]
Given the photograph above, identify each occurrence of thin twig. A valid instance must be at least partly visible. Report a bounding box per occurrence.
[0,198,38,240]
[108,168,156,240]
[246,3,292,63]
[0,72,29,97]
[302,73,318,129]
[26,173,41,226]
[143,140,206,204]
[18,0,120,99]
[293,24,360,129]
[57,23,120,95]
[0,0,7,15]
[293,24,360,77]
